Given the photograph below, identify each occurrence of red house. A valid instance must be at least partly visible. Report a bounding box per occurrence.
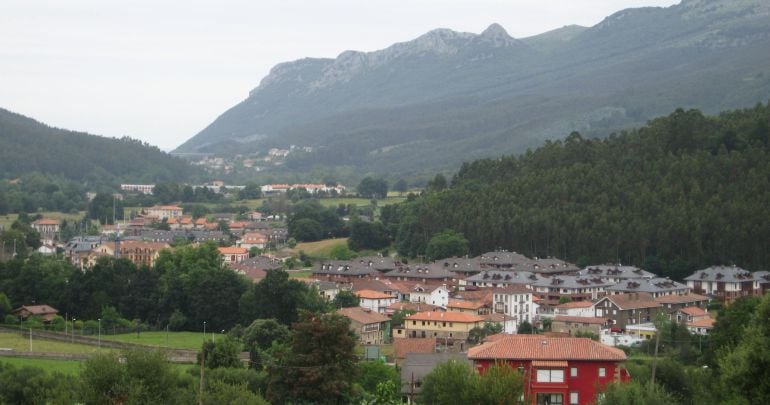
[468,335,630,405]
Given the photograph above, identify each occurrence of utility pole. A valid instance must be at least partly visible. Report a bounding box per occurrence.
[199,344,205,405]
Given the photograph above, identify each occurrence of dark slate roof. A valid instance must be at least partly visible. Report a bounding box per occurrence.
[606,278,689,294]
[465,270,542,285]
[579,265,655,280]
[400,353,471,394]
[383,263,459,280]
[531,275,615,289]
[313,261,383,276]
[684,266,755,282]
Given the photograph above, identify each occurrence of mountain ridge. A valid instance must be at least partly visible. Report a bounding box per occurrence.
[176,0,770,181]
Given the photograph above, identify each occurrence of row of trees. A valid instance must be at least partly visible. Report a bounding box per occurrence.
[0,243,324,332]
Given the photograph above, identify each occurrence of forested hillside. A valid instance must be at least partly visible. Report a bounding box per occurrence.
[0,108,201,186]
[393,103,770,280]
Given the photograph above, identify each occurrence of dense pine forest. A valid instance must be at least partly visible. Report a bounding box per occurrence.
[393,103,770,280]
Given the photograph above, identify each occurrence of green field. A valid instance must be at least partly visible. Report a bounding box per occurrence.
[101,331,210,350]
[0,211,84,229]
[0,357,84,375]
[0,332,109,354]
[291,238,349,258]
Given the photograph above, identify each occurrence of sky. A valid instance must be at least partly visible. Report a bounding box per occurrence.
[0,0,680,151]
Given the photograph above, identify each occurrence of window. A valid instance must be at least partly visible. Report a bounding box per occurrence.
[570,392,579,405]
[536,369,565,383]
[570,367,577,377]
[536,393,563,405]
[599,367,606,377]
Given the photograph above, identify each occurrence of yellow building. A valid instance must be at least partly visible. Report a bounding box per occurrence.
[404,311,484,341]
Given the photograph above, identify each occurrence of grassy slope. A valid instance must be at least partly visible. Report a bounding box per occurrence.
[0,357,84,375]
[0,332,110,354]
[291,238,348,259]
[101,331,209,350]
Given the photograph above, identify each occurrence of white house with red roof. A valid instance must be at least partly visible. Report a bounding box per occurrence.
[468,335,630,405]
[31,218,60,244]
[218,246,249,264]
[356,289,397,313]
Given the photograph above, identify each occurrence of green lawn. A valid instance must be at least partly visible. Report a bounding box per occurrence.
[101,331,209,350]
[0,357,84,375]
[0,332,109,354]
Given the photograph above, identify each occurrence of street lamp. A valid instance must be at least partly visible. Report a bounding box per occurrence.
[98,318,102,347]
[203,321,207,341]
[72,318,76,343]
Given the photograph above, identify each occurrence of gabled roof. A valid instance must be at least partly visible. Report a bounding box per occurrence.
[468,335,626,361]
[553,315,608,325]
[447,299,485,310]
[596,293,661,310]
[386,301,441,313]
[678,307,708,317]
[32,218,59,226]
[406,311,484,323]
[356,289,395,300]
[606,277,689,294]
[394,338,437,359]
[684,266,755,282]
[15,305,59,315]
[337,307,389,325]
[556,301,594,309]
[688,317,715,329]
[654,293,709,304]
[218,247,249,255]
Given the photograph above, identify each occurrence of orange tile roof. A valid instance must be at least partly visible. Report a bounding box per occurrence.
[406,311,484,323]
[468,335,627,361]
[167,217,178,224]
[386,301,441,313]
[16,305,59,315]
[33,218,59,225]
[556,301,594,309]
[195,218,207,225]
[688,318,715,329]
[679,307,708,317]
[654,293,709,304]
[394,338,437,359]
[218,247,248,255]
[337,307,389,325]
[447,299,485,310]
[356,289,396,300]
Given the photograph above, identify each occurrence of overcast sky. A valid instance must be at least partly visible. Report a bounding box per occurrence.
[0,0,680,151]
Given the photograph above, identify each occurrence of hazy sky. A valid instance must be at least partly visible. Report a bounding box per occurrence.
[0,0,680,151]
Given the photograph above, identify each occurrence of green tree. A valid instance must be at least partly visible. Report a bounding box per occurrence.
[0,292,10,320]
[267,312,358,404]
[425,230,469,260]
[470,363,525,405]
[348,221,391,251]
[517,321,533,334]
[237,183,262,200]
[332,290,360,308]
[329,244,354,260]
[87,193,124,225]
[240,269,312,325]
[596,381,680,405]
[199,336,243,369]
[419,360,476,405]
[242,318,290,369]
[290,218,324,241]
[357,360,400,397]
[80,349,186,405]
[358,177,388,199]
[426,173,448,193]
[719,293,770,403]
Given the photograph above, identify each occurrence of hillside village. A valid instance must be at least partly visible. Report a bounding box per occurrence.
[8,186,770,404]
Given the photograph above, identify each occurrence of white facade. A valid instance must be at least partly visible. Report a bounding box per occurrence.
[492,290,536,331]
